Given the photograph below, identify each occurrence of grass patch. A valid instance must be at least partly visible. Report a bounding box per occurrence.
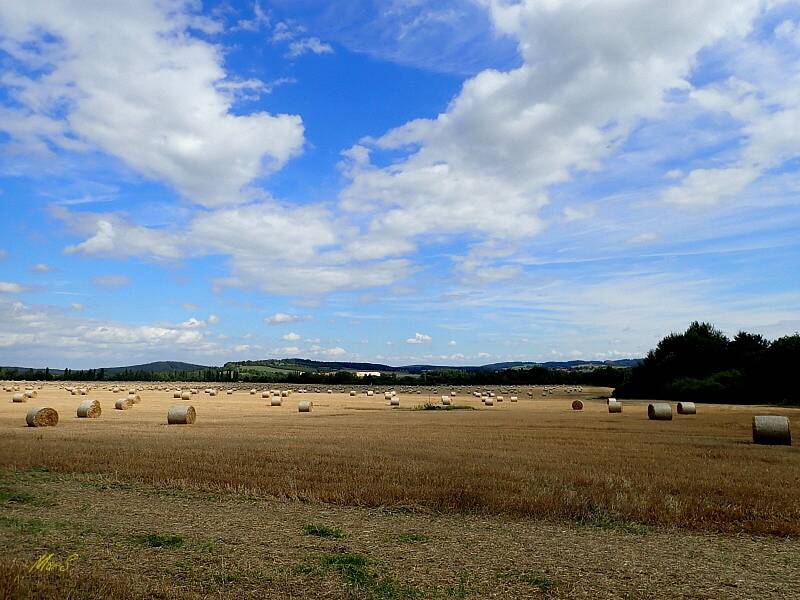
[498,570,552,595]
[133,533,185,549]
[397,533,428,543]
[297,551,422,599]
[303,523,345,538]
[0,514,50,535]
[578,512,650,536]
[0,486,37,505]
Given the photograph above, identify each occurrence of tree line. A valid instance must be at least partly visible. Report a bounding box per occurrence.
[613,321,799,405]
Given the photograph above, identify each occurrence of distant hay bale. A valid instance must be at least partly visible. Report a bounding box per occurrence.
[677,402,696,415]
[24,389,36,398]
[77,399,101,418]
[226,389,233,395]
[572,400,583,411]
[250,389,256,395]
[441,395,451,405]
[168,404,196,424]
[608,400,622,413]
[26,407,58,427]
[484,397,494,406]
[12,393,26,403]
[128,389,136,395]
[350,390,357,396]
[384,392,392,400]
[262,391,270,398]
[209,389,217,396]
[366,390,374,397]
[752,416,791,445]
[173,391,182,398]
[127,393,141,404]
[390,397,400,406]
[115,398,133,410]
[648,403,673,420]
[79,388,88,395]
[510,396,518,402]
[298,401,312,413]
[327,389,333,394]
[180,391,191,401]
[497,396,504,402]
[281,390,289,397]
[607,397,616,404]
[270,397,282,406]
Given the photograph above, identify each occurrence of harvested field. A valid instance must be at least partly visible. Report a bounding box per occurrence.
[0,384,798,598]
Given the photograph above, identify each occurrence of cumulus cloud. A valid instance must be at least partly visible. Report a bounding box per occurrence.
[406,332,432,344]
[0,1,304,206]
[265,312,311,325]
[287,37,334,58]
[281,331,301,341]
[92,275,130,287]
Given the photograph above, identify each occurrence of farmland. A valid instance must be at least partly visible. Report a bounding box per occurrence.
[0,384,798,599]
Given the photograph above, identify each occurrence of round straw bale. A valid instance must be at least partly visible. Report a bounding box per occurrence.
[484,397,494,406]
[607,397,616,404]
[608,400,622,413]
[350,390,357,396]
[173,391,182,398]
[168,404,196,424]
[24,389,37,398]
[12,393,26,403]
[648,403,672,420]
[572,400,584,411]
[115,398,133,410]
[390,397,400,406]
[127,393,141,404]
[510,396,518,402]
[441,395,450,404]
[79,388,88,395]
[676,401,696,415]
[281,390,288,397]
[226,389,233,395]
[327,389,333,394]
[26,406,58,427]
[180,391,191,401]
[271,397,282,407]
[250,389,256,395]
[262,391,269,398]
[497,396,504,402]
[752,416,791,445]
[128,389,136,395]
[366,390,374,396]
[77,399,101,418]
[298,401,312,413]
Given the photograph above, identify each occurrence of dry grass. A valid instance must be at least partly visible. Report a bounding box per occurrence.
[1,469,799,599]
[0,385,798,536]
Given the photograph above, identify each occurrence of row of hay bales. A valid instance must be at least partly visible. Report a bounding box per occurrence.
[597,397,792,445]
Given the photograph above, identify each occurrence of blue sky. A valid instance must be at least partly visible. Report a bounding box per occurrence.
[1,0,799,369]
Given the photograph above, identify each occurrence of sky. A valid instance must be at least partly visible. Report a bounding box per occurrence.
[1,0,799,369]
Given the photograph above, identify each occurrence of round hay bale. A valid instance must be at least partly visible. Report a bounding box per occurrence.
[115,398,133,410]
[79,388,88,395]
[12,393,26,403]
[327,389,333,394]
[180,391,191,401]
[350,390,357,397]
[270,397,282,407]
[226,389,233,395]
[484,397,494,406]
[77,399,101,418]
[281,390,289,397]
[390,397,400,406]
[572,400,584,411]
[209,389,217,397]
[384,392,392,400]
[24,389,37,398]
[676,401,696,415]
[366,390,374,396]
[173,391,182,399]
[26,407,58,427]
[250,389,256,395]
[298,401,312,413]
[127,393,141,404]
[608,400,622,413]
[510,396,518,402]
[128,389,136,395]
[441,395,451,405]
[262,391,269,398]
[648,403,673,421]
[606,397,616,404]
[168,404,196,424]
[497,396,504,403]
[752,416,791,445]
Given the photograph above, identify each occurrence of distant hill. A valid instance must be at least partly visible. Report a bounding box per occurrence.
[100,361,210,375]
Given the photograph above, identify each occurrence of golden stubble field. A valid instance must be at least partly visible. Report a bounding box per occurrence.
[1,383,799,599]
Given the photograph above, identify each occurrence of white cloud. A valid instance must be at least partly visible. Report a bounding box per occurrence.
[265,312,312,325]
[281,331,301,341]
[287,37,334,58]
[32,263,54,273]
[207,314,220,325]
[320,346,347,357]
[406,332,432,344]
[71,303,85,311]
[448,340,457,346]
[92,275,130,287]
[180,317,206,329]
[0,282,24,293]
[0,2,304,206]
